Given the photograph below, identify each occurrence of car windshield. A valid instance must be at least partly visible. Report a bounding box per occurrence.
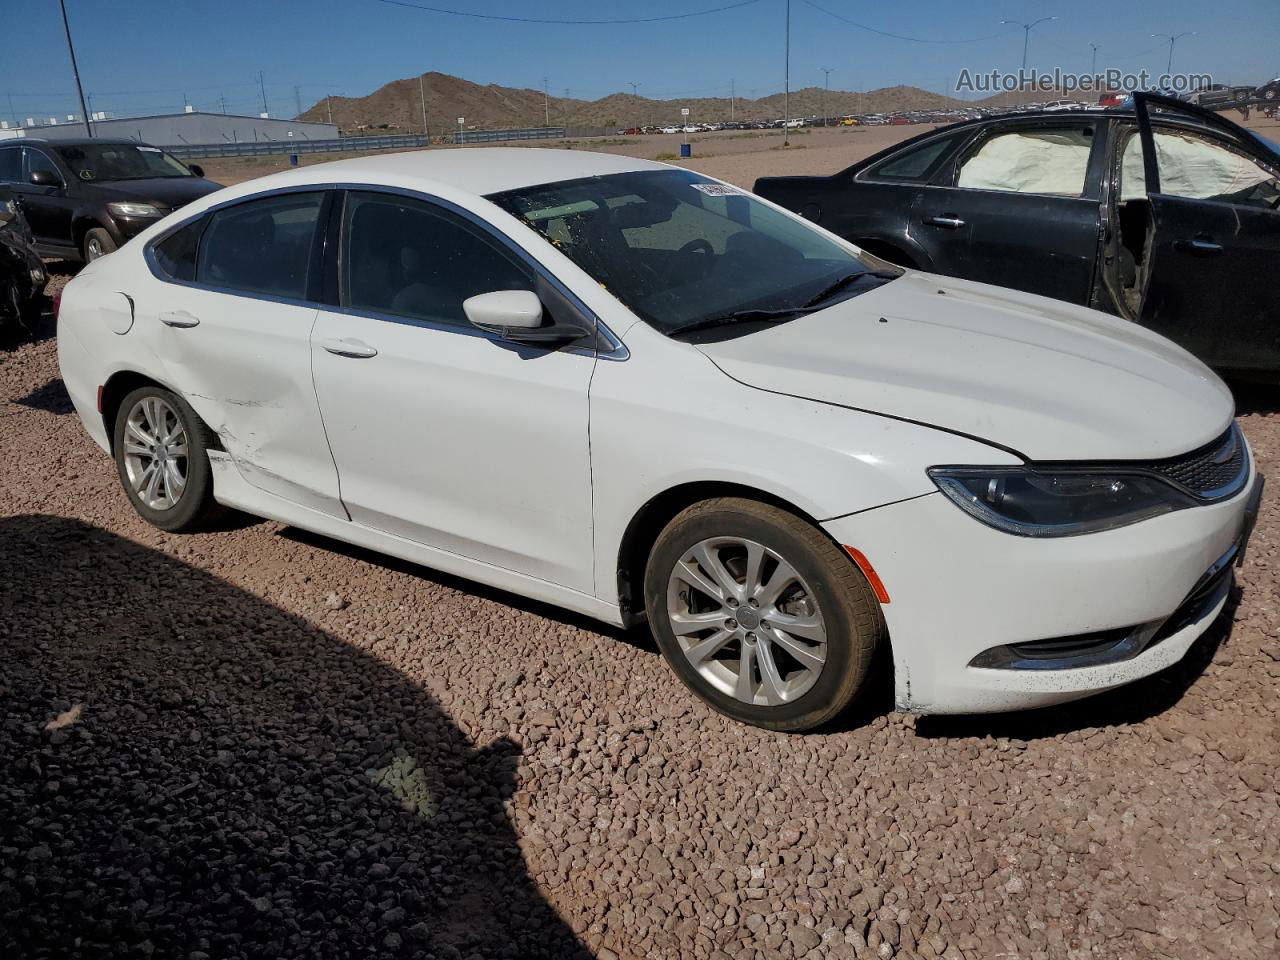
[488,169,894,337]
[54,143,192,182]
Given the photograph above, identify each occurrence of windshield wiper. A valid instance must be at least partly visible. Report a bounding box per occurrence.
[672,307,817,337]
[803,269,899,308]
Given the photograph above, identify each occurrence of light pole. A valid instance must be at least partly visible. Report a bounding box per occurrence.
[730,78,735,123]
[1090,42,1101,77]
[58,0,92,136]
[543,77,550,127]
[820,67,833,127]
[783,0,791,146]
[1001,16,1056,72]
[419,75,429,139]
[1152,32,1194,76]
[628,81,640,131]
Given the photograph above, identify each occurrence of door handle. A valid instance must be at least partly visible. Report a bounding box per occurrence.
[159,310,200,328]
[321,337,378,359]
[1174,237,1224,256]
[923,215,966,229]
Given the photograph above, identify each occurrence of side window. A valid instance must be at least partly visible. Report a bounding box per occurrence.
[23,149,62,184]
[342,191,534,328]
[0,148,20,184]
[1121,127,1280,208]
[196,192,324,299]
[153,216,206,282]
[955,126,1092,196]
[865,133,965,182]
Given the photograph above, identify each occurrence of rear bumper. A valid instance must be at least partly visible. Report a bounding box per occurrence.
[822,468,1259,714]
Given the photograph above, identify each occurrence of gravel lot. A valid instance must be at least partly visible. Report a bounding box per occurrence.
[3,217,1279,957]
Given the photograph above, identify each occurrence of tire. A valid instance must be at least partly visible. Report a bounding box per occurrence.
[83,227,117,262]
[113,385,221,532]
[644,497,885,731]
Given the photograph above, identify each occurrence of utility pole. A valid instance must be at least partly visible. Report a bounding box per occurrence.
[543,77,550,127]
[820,67,832,126]
[220,95,228,115]
[730,78,735,123]
[293,85,303,118]
[1090,42,1101,77]
[1152,32,1194,76]
[326,95,332,124]
[58,0,92,136]
[419,75,429,138]
[1001,16,1056,72]
[258,71,269,116]
[783,0,791,146]
[628,81,640,131]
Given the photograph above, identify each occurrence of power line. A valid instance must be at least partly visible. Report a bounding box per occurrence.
[375,0,763,25]
[801,0,1012,44]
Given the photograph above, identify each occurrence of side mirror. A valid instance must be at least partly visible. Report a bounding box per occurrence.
[29,169,61,188]
[463,289,591,347]
[188,163,205,178]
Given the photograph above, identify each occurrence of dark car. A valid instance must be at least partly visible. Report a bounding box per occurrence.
[0,185,45,332]
[755,94,1280,380]
[0,138,222,263]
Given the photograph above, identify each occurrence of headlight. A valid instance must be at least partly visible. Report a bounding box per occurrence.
[107,201,162,218]
[928,466,1197,537]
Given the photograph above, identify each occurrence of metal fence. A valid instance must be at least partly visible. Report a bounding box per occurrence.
[165,127,582,159]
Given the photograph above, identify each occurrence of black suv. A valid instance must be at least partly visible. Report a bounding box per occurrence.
[0,138,222,262]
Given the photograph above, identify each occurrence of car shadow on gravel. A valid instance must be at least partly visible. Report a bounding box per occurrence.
[914,591,1238,742]
[0,514,593,960]
[1231,380,1280,417]
[15,376,74,415]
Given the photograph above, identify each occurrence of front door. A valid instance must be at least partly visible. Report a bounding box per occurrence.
[16,147,74,248]
[310,190,597,593]
[1132,94,1280,374]
[915,120,1104,304]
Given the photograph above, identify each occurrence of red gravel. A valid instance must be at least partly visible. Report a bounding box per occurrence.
[2,277,1278,959]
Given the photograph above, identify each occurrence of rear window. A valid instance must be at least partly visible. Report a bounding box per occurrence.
[195,192,325,300]
[153,217,206,282]
[865,132,966,181]
[0,148,20,184]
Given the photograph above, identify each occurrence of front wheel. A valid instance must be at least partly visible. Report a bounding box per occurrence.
[113,386,221,532]
[83,227,117,262]
[645,498,885,731]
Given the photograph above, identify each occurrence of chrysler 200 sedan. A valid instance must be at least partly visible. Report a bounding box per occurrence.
[58,149,1262,730]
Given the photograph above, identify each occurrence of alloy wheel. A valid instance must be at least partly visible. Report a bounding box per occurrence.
[665,536,827,706]
[86,237,104,261]
[122,396,189,510]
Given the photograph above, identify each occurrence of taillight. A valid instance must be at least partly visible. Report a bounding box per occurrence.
[52,289,63,320]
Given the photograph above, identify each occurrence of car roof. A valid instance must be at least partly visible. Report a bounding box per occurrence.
[262,147,670,197]
[15,137,150,147]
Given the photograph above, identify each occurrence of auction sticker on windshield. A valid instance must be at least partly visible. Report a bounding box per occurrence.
[690,183,743,197]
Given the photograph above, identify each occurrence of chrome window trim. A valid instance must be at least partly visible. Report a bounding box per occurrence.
[142,181,629,361]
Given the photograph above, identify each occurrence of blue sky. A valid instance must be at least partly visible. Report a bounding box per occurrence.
[4,0,1277,121]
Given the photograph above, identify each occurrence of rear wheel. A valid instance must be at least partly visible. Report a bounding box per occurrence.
[113,385,221,532]
[645,498,885,731]
[83,227,117,262]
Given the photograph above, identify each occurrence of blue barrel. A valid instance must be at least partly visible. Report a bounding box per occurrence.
[289,154,299,167]
[679,143,691,158]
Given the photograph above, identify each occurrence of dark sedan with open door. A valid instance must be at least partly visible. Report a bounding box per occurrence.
[755,94,1280,381]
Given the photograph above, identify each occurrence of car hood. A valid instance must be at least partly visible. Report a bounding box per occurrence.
[694,271,1233,461]
[93,177,222,209]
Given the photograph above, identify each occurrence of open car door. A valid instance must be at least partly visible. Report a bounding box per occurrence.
[1131,93,1280,376]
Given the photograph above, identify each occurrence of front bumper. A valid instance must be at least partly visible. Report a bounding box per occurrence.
[822,467,1260,714]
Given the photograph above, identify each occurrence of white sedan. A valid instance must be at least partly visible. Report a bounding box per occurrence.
[58,148,1262,730]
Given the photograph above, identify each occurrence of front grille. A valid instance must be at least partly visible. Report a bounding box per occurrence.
[1144,424,1248,501]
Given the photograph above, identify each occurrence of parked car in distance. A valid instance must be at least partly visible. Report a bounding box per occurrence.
[755,94,1280,381]
[0,138,222,263]
[0,186,46,332]
[59,149,1261,730]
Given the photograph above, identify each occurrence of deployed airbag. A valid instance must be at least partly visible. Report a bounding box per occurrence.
[957,129,1092,196]
[1121,131,1273,201]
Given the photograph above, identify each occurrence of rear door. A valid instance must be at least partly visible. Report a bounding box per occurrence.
[914,119,1105,303]
[1133,94,1280,374]
[140,189,345,517]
